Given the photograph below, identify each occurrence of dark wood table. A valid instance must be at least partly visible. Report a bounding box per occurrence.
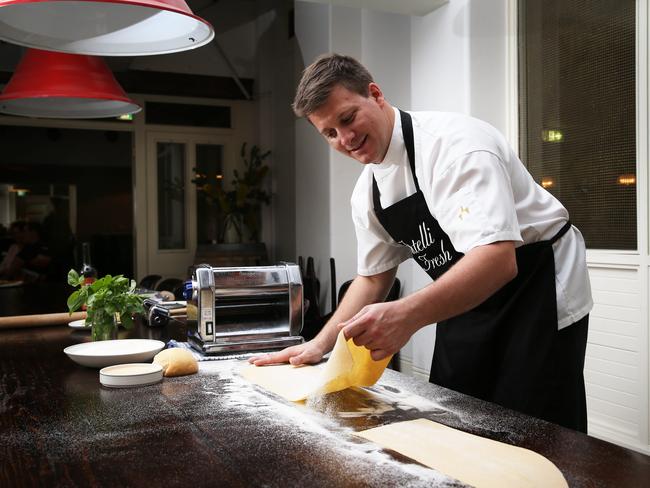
[0,289,649,487]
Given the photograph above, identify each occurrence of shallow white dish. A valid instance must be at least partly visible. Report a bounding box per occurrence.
[63,339,165,368]
[68,319,89,329]
[0,279,23,288]
[68,318,123,329]
[99,363,163,388]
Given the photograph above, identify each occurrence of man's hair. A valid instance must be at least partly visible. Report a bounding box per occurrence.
[292,53,373,118]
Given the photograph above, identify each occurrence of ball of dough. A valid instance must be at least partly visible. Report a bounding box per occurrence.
[153,348,198,377]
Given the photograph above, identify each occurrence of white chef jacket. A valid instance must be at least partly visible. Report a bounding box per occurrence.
[351,107,593,329]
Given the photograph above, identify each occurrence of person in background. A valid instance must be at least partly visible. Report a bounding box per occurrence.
[0,221,26,278]
[0,222,51,282]
[0,223,9,254]
[41,196,75,281]
[250,53,593,432]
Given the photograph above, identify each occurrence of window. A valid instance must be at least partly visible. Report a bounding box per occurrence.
[518,0,636,250]
[157,142,186,250]
[195,144,224,244]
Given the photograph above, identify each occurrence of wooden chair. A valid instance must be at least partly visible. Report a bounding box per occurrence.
[156,278,184,300]
[139,274,162,291]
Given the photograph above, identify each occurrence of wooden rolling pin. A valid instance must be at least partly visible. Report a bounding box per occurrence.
[0,311,87,330]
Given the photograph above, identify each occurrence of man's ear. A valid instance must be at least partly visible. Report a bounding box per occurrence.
[368,82,385,104]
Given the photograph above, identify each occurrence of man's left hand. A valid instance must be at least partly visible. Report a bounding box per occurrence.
[337,301,416,361]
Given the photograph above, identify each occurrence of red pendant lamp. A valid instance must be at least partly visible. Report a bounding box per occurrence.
[0,49,141,119]
[0,0,214,56]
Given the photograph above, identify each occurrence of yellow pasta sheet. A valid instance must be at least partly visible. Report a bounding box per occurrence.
[356,419,568,488]
[241,330,391,401]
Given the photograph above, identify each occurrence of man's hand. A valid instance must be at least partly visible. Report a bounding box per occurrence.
[338,300,416,361]
[248,340,326,366]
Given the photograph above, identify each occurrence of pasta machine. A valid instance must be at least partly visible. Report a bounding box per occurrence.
[185,263,304,356]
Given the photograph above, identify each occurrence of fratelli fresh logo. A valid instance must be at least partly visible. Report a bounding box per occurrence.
[399,221,454,272]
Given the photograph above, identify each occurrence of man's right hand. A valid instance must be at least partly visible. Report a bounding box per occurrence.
[248,340,326,366]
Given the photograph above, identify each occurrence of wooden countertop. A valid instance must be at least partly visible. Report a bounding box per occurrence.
[0,312,648,487]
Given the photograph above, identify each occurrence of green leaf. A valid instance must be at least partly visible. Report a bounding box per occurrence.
[67,290,84,313]
[115,275,128,287]
[67,269,81,287]
[89,276,108,292]
[121,314,134,329]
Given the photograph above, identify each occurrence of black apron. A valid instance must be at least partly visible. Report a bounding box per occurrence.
[372,110,588,432]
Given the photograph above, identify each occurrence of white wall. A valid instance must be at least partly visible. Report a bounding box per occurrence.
[468,0,508,130]
[411,1,470,114]
[294,1,333,305]
[328,7,363,298]
[583,263,647,453]
[255,1,298,262]
[294,2,411,314]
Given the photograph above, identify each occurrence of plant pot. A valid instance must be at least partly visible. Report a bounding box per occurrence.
[90,309,118,341]
[223,213,243,244]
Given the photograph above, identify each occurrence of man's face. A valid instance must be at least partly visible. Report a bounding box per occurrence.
[308,83,393,164]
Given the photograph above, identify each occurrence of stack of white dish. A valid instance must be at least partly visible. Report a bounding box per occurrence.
[99,363,163,388]
[63,339,166,388]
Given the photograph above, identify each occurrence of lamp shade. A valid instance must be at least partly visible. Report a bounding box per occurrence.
[0,0,214,56]
[0,49,141,119]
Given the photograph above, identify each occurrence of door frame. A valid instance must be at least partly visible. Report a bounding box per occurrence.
[143,131,235,280]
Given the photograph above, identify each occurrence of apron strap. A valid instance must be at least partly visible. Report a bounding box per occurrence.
[548,220,572,245]
[372,176,381,209]
[372,109,420,211]
[398,109,421,193]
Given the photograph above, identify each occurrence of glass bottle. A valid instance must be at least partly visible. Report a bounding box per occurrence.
[80,242,97,285]
[80,242,97,311]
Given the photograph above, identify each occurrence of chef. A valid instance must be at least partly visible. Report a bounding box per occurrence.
[250,53,593,432]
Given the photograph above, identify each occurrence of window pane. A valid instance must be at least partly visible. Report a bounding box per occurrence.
[146,102,231,128]
[195,144,224,244]
[518,0,636,250]
[157,142,185,249]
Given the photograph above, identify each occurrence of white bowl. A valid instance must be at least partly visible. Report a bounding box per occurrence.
[68,319,89,329]
[99,363,163,388]
[64,339,165,368]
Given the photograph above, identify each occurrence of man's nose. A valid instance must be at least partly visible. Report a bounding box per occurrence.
[339,127,356,147]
